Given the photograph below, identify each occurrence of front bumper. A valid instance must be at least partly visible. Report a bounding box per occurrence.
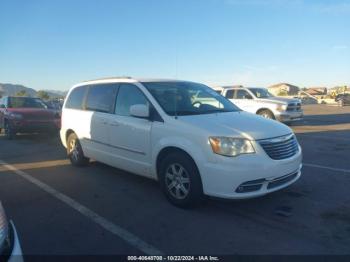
[199,145,302,199]
[10,119,60,132]
[275,111,303,122]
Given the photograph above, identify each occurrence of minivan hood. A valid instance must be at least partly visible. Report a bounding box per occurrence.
[177,111,292,140]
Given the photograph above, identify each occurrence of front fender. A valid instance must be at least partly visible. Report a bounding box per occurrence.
[151,136,215,178]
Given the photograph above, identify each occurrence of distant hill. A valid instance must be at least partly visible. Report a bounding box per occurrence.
[0,83,37,97]
[0,83,67,99]
[41,90,67,98]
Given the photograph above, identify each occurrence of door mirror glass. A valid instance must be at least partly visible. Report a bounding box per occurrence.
[130,104,149,118]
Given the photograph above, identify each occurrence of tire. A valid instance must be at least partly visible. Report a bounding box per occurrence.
[159,152,204,208]
[4,121,15,140]
[257,109,275,120]
[67,133,89,167]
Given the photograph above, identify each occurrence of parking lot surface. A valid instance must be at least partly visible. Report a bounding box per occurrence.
[0,104,350,255]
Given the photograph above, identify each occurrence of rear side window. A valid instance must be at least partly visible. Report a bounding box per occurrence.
[115,84,148,116]
[225,90,234,99]
[65,86,87,109]
[86,84,117,113]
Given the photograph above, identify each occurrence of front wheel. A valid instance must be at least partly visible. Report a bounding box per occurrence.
[67,133,89,167]
[159,153,204,208]
[257,109,275,120]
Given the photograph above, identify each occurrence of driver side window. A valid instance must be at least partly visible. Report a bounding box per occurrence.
[236,90,251,99]
[115,84,148,117]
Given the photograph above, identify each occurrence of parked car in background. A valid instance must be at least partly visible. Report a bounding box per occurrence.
[45,99,64,111]
[335,94,350,106]
[213,86,303,123]
[0,202,22,262]
[0,96,61,139]
[60,77,302,208]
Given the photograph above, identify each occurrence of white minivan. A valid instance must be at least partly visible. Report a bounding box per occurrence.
[60,77,302,207]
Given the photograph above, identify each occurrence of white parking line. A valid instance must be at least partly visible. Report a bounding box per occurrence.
[0,160,163,255]
[303,163,350,174]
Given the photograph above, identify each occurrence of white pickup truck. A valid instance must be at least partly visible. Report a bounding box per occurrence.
[213,86,303,123]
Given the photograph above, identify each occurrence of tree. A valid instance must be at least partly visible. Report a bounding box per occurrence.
[16,90,27,96]
[37,90,50,100]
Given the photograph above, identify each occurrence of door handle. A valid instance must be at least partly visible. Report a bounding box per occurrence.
[109,121,120,126]
[97,120,108,125]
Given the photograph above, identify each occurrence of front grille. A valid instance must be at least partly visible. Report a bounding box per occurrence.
[259,134,299,160]
[267,172,298,189]
[287,103,301,111]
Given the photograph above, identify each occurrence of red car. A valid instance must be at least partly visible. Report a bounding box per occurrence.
[0,96,61,139]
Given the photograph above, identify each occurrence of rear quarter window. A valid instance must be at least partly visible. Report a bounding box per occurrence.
[65,85,88,109]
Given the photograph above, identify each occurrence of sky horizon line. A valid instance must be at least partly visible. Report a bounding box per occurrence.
[1,78,349,92]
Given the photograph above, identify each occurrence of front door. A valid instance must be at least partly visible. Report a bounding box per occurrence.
[108,83,153,177]
[231,89,256,113]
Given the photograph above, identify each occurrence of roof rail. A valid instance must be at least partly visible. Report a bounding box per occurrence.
[82,76,133,82]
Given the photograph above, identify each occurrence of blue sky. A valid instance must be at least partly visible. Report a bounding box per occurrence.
[0,0,349,90]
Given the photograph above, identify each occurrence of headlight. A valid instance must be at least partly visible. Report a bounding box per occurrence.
[276,104,287,112]
[0,202,9,253]
[209,137,255,157]
[8,112,23,120]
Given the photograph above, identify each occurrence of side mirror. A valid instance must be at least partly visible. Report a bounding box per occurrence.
[244,94,253,99]
[130,104,150,118]
[0,104,5,108]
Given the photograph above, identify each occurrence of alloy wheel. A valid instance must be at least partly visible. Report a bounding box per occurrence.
[165,163,191,200]
[69,139,79,162]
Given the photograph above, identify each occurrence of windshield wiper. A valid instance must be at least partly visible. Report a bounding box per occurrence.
[202,109,234,114]
[171,110,202,116]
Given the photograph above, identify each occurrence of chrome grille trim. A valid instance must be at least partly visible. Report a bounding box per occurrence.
[287,102,301,111]
[259,134,299,160]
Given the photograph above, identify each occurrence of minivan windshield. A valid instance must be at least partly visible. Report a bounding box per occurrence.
[143,81,240,116]
[248,88,274,98]
[8,97,48,109]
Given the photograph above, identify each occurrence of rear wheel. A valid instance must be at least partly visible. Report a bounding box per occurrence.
[257,109,275,120]
[4,121,15,140]
[159,153,203,208]
[67,133,89,166]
